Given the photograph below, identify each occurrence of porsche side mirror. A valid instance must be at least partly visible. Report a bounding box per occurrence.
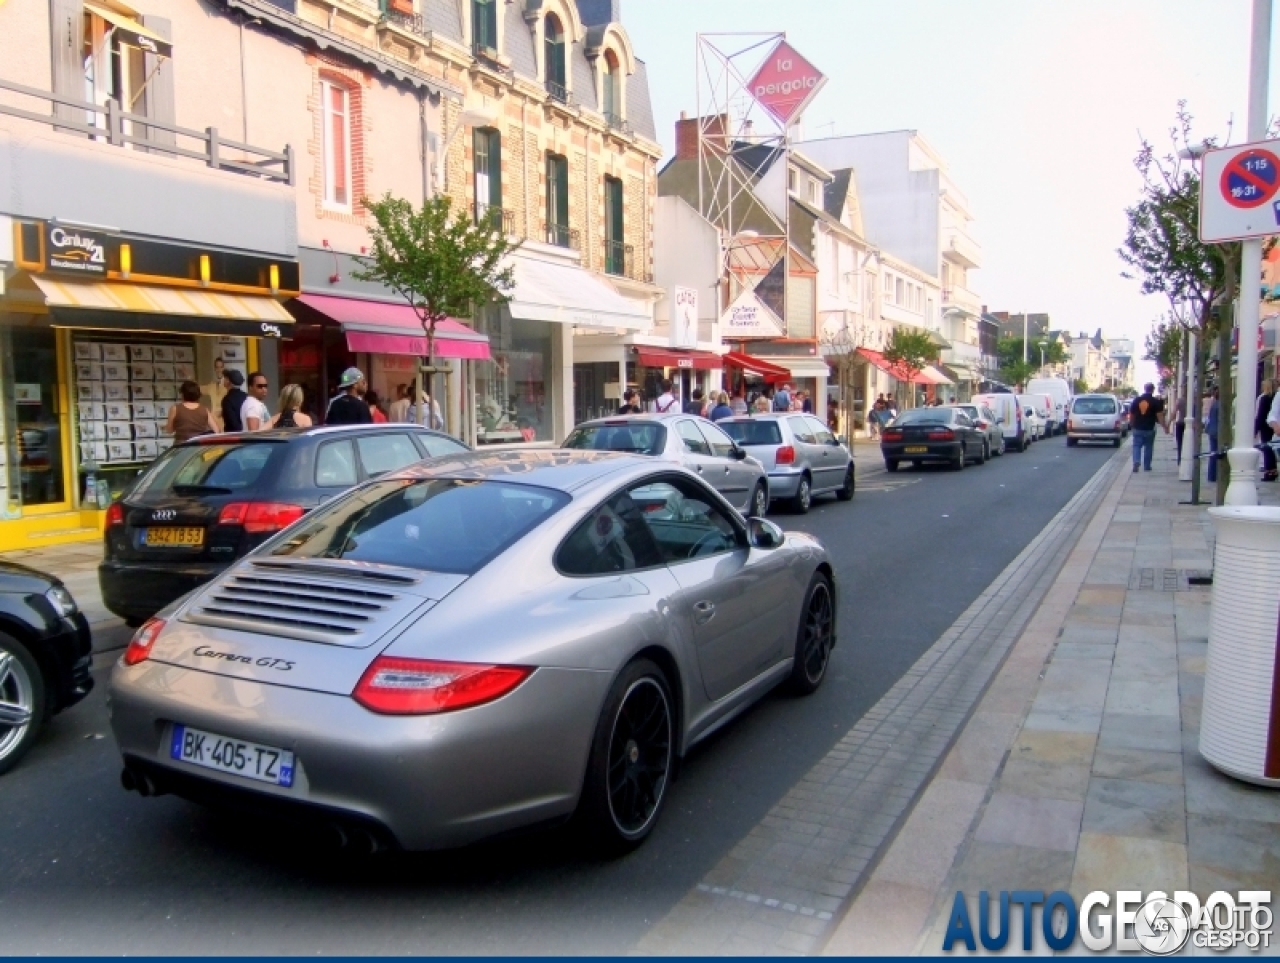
[748,516,785,548]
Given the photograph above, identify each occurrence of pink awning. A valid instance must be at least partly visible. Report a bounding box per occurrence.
[292,293,492,361]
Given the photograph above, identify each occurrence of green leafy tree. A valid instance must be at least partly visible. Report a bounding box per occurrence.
[997,338,1068,380]
[1144,314,1183,391]
[353,194,519,427]
[882,328,937,407]
[1072,377,1090,394]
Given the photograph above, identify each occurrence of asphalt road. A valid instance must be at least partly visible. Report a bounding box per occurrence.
[0,437,1117,954]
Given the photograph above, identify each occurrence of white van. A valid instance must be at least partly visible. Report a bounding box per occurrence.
[1017,394,1046,442]
[1026,378,1072,434]
[973,393,1030,452]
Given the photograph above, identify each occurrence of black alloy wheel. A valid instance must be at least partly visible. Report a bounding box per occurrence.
[580,659,674,853]
[788,574,835,695]
[836,465,854,501]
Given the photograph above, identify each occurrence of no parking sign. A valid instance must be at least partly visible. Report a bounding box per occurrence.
[1200,138,1280,242]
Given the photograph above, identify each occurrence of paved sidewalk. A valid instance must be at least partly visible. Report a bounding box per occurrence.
[826,441,1280,955]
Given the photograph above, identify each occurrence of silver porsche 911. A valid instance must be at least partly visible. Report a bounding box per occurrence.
[109,449,836,853]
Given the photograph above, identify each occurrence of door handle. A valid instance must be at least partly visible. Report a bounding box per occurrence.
[695,464,703,473]
[724,466,730,474]
[693,600,716,624]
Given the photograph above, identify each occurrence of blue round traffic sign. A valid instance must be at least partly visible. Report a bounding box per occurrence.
[1220,149,1280,209]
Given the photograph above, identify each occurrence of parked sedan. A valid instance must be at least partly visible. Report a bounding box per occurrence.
[100,425,470,626]
[110,450,835,853]
[880,407,988,471]
[948,404,1005,458]
[563,414,770,518]
[0,562,93,775]
[718,414,854,513]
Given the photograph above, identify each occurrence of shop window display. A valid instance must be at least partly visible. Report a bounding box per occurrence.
[2,328,65,508]
[473,310,554,445]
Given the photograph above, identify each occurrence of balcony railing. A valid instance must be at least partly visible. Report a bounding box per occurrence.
[380,8,428,37]
[546,80,571,105]
[603,239,651,282]
[0,76,293,184]
[544,221,580,250]
[472,44,513,78]
[473,204,514,235]
[604,111,632,135]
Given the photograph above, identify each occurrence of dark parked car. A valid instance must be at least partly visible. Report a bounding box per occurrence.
[880,407,988,472]
[0,562,93,774]
[100,425,470,625]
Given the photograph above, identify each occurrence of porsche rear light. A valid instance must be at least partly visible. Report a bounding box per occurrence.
[882,430,903,442]
[105,502,125,528]
[123,618,165,666]
[927,429,956,440]
[218,501,305,534]
[353,657,533,715]
[775,445,796,465]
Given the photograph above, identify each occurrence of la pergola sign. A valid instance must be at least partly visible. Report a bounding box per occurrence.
[1200,138,1280,242]
[747,39,826,126]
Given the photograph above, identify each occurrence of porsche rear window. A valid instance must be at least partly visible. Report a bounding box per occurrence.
[267,479,568,575]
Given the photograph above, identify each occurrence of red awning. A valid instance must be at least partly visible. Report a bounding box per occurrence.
[721,351,792,383]
[633,347,723,370]
[855,347,945,385]
[291,294,492,360]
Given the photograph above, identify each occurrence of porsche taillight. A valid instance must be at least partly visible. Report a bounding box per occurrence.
[123,618,166,666]
[353,657,533,715]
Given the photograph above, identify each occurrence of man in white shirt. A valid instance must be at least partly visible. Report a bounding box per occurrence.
[240,371,272,431]
[651,379,678,414]
[389,383,411,423]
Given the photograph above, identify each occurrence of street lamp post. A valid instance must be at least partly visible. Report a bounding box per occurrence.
[1038,340,1048,375]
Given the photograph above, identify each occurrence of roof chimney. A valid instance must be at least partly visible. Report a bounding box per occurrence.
[675,113,727,161]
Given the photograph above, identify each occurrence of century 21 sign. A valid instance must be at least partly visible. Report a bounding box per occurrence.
[44,224,111,277]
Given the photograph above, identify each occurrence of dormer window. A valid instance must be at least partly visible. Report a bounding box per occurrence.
[602,50,622,128]
[544,14,567,103]
[472,0,497,54]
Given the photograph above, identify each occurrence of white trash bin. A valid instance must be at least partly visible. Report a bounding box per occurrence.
[1201,506,1280,787]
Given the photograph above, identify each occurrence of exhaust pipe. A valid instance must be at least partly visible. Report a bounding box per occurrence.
[321,822,382,854]
[120,766,159,797]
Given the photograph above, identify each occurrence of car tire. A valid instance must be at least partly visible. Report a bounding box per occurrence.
[1112,438,1122,448]
[835,465,854,501]
[578,658,675,854]
[885,459,899,473]
[996,437,1006,456]
[952,450,966,471]
[791,476,812,514]
[978,441,989,464]
[788,573,835,696]
[1067,437,1078,447]
[749,483,768,519]
[0,632,45,777]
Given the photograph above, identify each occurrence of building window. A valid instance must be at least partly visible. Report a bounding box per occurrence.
[602,51,622,127]
[321,80,352,211]
[895,277,904,306]
[472,0,497,53]
[473,308,555,445]
[83,8,149,138]
[546,152,571,247]
[473,127,503,230]
[809,179,820,204]
[544,14,567,102]
[788,168,797,193]
[604,175,625,275]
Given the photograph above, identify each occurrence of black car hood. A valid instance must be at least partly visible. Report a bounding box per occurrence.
[0,560,60,593]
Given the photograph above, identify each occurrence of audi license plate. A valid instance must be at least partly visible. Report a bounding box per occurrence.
[170,724,295,787]
[144,527,204,547]
[904,446,929,454]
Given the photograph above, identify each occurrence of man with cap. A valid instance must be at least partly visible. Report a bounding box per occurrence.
[221,369,247,433]
[326,368,372,425]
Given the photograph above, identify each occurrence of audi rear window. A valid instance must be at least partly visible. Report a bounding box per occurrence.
[891,409,952,426]
[563,423,666,456]
[267,479,568,575]
[130,443,279,496]
[719,420,782,445]
[1073,398,1118,415]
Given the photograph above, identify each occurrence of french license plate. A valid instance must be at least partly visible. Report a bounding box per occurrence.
[170,724,295,787]
[144,526,204,547]
[904,446,929,454]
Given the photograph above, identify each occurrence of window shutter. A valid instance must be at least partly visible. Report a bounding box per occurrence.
[140,16,175,147]
[488,130,502,208]
[787,276,815,339]
[48,0,85,128]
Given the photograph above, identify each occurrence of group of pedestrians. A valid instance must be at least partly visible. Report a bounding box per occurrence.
[615,379,813,422]
[865,394,899,439]
[161,366,446,444]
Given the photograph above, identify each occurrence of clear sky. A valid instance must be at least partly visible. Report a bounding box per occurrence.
[625,0,1280,386]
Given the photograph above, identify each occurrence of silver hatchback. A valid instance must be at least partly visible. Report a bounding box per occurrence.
[563,414,770,518]
[719,414,855,514]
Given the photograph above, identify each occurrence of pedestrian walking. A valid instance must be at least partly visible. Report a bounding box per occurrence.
[270,384,313,428]
[1174,396,1186,465]
[652,379,678,414]
[240,371,272,431]
[1257,381,1277,481]
[365,389,388,423]
[709,391,734,422]
[616,388,643,415]
[1129,381,1167,472]
[752,393,771,414]
[405,390,444,429]
[389,383,411,423]
[1205,387,1221,483]
[326,368,373,425]
[220,368,247,433]
[772,383,792,411]
[165,381,219,443]
[730,386,749,416]
[800,390,813,414]
[684,388,705,416]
